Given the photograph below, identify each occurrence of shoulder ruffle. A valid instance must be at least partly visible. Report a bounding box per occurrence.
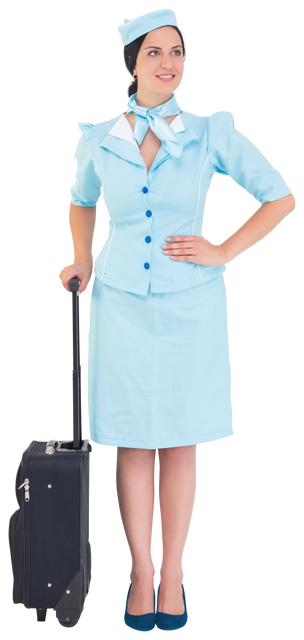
[77,122,94,142]
[208,111,234,131]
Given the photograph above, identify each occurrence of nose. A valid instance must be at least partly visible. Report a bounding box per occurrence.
[159,54,176,68]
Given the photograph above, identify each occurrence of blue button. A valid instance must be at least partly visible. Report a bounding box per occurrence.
[144,262,150,269]
[145,236,151,243]
[146,210,152,217]
[142,186,148,194]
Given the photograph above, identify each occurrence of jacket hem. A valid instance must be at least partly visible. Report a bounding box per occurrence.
[94,270,224,294]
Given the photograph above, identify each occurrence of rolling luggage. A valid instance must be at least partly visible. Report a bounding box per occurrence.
[8,276,92,627]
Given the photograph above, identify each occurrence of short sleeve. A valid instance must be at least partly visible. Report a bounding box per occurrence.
[70,122,102,207]
[207,111,292,205]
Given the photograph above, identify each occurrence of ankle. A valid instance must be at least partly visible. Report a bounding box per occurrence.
[129,569,156,584]
[160,566,183,584]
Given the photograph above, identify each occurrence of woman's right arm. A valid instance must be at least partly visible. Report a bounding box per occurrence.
[66,200,99,265]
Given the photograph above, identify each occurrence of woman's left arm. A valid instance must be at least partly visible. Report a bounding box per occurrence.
[219,192,296,263]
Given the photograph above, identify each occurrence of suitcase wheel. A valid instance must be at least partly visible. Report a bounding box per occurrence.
[58,619,78,627]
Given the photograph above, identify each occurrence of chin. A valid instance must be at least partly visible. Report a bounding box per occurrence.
[161,84,177,89]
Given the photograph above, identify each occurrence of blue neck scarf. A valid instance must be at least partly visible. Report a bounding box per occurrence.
[126,92,183,157]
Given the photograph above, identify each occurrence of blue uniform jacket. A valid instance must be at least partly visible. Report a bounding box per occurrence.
[70,109,292,295]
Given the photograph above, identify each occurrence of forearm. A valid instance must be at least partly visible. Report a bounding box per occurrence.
[220,193,296,263]
[69,202,96,263]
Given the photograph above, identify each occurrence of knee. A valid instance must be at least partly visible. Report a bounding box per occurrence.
[117,446,156,462]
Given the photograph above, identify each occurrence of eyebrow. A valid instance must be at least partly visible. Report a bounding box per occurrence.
[143,45,183,50]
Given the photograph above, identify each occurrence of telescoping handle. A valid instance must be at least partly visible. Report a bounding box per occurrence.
[68,277,82,449]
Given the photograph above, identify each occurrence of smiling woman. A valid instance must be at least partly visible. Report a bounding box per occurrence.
[123,23,186,98]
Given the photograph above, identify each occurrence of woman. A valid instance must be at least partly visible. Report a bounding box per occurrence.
[59,9,295,632]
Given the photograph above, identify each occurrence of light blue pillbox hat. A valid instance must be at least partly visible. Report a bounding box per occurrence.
[115,7,180,47]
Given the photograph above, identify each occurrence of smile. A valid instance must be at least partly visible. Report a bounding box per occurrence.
[156,75,175,81]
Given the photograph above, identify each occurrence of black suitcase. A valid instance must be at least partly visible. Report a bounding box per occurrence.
[8,277,92,627]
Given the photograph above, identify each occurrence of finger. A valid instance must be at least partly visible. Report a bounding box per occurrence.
[165,241,195,248]
[168,254,196,259]
[165,236,195,242]
[170,255,192,262]
[166,244,196,254]
[165,248,196,255]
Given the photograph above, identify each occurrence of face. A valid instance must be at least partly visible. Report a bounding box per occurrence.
[133,26,184,106]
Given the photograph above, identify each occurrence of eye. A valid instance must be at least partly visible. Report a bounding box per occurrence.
[149,49,181,58]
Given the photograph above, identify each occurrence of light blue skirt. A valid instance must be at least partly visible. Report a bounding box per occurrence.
[88,274,233,449]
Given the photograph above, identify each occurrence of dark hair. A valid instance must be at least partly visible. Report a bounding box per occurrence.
[123,26,186,98]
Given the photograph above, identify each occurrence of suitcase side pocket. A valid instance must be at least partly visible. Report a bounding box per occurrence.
[6,507,25,607]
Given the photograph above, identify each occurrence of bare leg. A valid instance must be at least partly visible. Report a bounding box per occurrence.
[157,445,197,614]
[114,447,157,615]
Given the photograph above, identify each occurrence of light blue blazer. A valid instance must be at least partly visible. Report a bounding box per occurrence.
[70,110,292,295]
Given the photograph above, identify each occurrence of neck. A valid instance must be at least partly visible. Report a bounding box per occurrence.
[136,92,173,109]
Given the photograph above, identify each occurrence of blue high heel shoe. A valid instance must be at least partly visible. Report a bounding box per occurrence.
[124,583,156,631]
[155,583,188,630]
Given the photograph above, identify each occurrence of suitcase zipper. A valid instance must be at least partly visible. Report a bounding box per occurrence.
[20,441,37,607]
[18,479,30,502]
